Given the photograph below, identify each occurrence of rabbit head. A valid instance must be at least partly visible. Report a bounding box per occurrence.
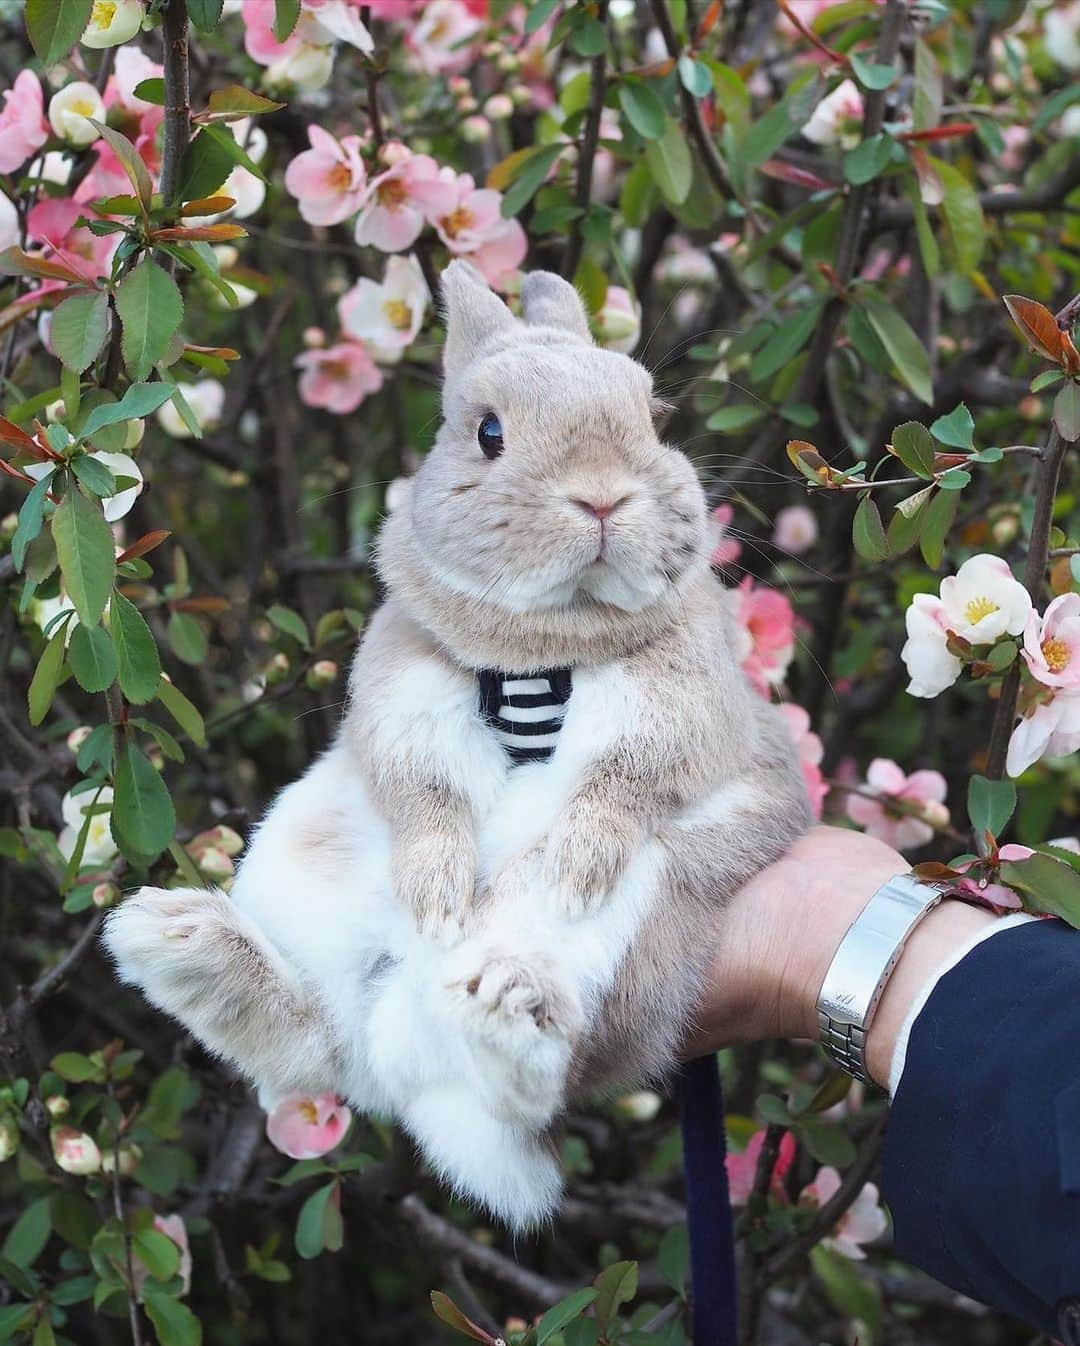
[377,262,710,669]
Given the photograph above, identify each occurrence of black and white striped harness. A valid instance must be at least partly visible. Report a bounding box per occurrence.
[477,668,573,766]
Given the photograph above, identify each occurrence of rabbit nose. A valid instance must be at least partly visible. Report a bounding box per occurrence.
[571,496,628,521]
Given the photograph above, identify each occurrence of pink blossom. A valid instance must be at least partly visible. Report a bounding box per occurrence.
[801,79,865,147]
[780,704,827,819]
[407,0,483,74]
[242,0,303,61]
[285,125,367,226]
[0,73,49,174]
[354,149,456,251]
[772,505,818,555]
[266,1092,351,1158]
[295,341,383,414]
[51,1126,102,1175]
[733,578,797,695]
[1007,690,1080,777]
[27,197,117,281]
[949,845,1032,913]
[431,172,526,288]
[709,504,742,569]
[727,1128,796,1206]
[845,758,949,851]
[105,45,165,118]
[134,1215,193,1297]
[1022,593,1080,690]
[801,1166,887,1260]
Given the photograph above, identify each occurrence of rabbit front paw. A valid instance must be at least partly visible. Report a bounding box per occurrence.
[541,815,637,917]
[394,830,476,945]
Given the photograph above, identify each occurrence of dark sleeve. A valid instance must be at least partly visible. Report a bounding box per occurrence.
[882,919,1080,1337]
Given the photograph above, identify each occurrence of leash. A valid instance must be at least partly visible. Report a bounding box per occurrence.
[679,1055,738,1346]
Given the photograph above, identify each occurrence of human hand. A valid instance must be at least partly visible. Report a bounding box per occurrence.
[687,825,996,1087]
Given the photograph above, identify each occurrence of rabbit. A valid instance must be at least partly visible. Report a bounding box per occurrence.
[104,261,812,1230]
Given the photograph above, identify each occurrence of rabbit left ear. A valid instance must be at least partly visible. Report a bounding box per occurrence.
[520,271,593,342]
[441,260,516,380]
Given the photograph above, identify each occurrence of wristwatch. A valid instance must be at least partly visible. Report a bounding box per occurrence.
[816,873,946,1084]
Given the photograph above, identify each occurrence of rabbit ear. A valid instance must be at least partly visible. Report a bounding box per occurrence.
[441,260,515,378]
[520,272,592,342]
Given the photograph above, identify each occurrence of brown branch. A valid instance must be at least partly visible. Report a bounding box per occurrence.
[562,0,609,280]
[159,0,191,206]
[877,155,1080,230]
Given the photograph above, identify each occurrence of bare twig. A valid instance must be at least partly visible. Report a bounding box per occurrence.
[159,0,191,205]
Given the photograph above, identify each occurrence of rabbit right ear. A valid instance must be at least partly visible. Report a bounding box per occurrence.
[441,261,515,380]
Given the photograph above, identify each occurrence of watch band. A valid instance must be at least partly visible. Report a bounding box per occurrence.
[816,873,946,1084]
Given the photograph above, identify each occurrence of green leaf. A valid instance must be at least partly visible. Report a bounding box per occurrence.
[887,486,931,555]
[913,34,942,132]
[1,1197,51,1269]
[852,495,889,562]
[525,0,558,32]
[618,82,667,139]
[1034,82,1080,134]
[188,0,225,32]
[273,0,301,41]
[645,116,693,206]
[53,486,115,626]
[568,14,606,56]
[112,740,175,860]
[803,1071,852,1114]
[932,157,985,272]
[155,677,207,746]
[205,86,285,119]
[657,1223,689,1294]
[678,56,713,98]
[1032,368,1064,393]
[705,404,764,433]
[536,1289,598,1346]
[142,1284,203,1346]
[25,0,91,64]
[12,472,53,572]
[859,290,934,405]
[891,421,936,476]
[201,123,267,183]
[174,129,238,204]
[968,774,1015,837]
[1054,381,1080,443]
[267,604,311,649]
[999,853,1080,928]
[756,1093,792,1125]
[78,381,175,443]
[750,301,824,382]
[70,454,118,498]
[86,122,153,213]
[132,717,184,763]
[850,54,897,90]
[295,1182,343,1260]
[919,487,958,569]
[167,611,208,665]
[51,291,109,374]
[843,132,893,186]
[936,467,970,490]
[0,1305,34,1341]
[500,144,566,218]
[593,1261,638,1335]
[116,260,184,383]
[51,1049,105,1082]
[132,1229,181,1282]
[797,1116,857,1167]
[810,1245,882,1341]
[68,622,118,693]
[133,77,166,104]
[109,591,162,704]
[740,73,818,168]
[930,402,975,450]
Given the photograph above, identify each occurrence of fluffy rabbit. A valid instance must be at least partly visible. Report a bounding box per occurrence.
[104,262,811,1229]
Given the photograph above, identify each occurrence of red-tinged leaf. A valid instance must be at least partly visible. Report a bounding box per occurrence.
[912,860,964,881]
[182,344,240,360]
[172,596,230,614]
[0,246,87,284]
[31,422,65,461]
[694,0,721,42]
[1003,295,1065,364]
[0,416,38,452]
[908,145,943,206]
[633,57,676,79]
[933,451,970,470]
[897,122,976,143]
[117,530,172,563]
[1062,331,1080,375]
[759,159,835,192]
[0,288,64,335]
[179,195,237,216]
[430,1292,497,1345]
[90,195,143,216]
[152,223,247,242]
[0,458,35,484]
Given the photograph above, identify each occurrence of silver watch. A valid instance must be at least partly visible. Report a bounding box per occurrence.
[816,873,946,1084]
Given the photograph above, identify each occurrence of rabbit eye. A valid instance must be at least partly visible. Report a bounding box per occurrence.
[478,412,504,460]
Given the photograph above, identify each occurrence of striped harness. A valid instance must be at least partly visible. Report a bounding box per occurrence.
[477,668,573,765]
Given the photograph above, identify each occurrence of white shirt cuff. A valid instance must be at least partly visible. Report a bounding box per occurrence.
[887,912,1035,1097]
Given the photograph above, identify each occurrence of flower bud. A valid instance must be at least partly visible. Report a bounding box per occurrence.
[264,652,290,686]
[49,82,107,147]
[1018,395,1043,421]
[462,115,492,143]
[496,52,520,74]
[197,825,244,857]
[482,40,502,58]
[67,725,93,754]
[509,85,534,109]
[921,800,950,830]
[92,882,121,909]
[306,659,339,690]
[447,77,471,96]
[614,1089,662,1122]
[45,397,67,423]
[484,94,514,121]
[0,1115,19,1162]
[1,513,18,540]
[992,512,1020,546]
[101,1142,142,1176]
[195,846,234,882]
[303,326,326,349]
[45,1094,70,1120]
[456,95,479,115]
[51,1126,102,1175]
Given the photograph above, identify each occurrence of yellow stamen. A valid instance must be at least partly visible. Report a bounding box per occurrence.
[376,177,407,209]
[964,595,999,625]
[91,0,117,26]
[382,298,412,330]
[326,161,352,190]
[440,206,474,239]
[298,1099,318,1125]
[1042,637,1070,674]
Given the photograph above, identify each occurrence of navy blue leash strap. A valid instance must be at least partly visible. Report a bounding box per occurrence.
[678,1055,738,1346]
